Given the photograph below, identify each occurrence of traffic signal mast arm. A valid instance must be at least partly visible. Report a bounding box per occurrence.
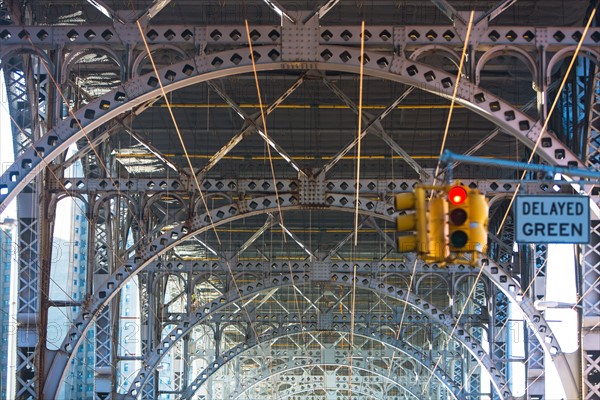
[441,149,600,181]
[395,187,428,255]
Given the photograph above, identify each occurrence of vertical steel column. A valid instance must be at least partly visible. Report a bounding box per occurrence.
[139,270,156,400]
[525,244,546,397]
[585,68,600,172]
[581,64,600,400]
[93,200,113,400]
[581,222,600,400]
[4,49,48,399]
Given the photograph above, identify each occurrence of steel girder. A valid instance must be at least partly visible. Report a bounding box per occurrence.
[49,177,579,197]
[228,365,414,400]
[108,270,509,398]
[582,222,600,400]
[133,256,577,399]
[0,29,595,213]
[37,189,575,399]
[3,43,49,400]
[233,370,405,400]
[225,350,441,400]
[56,262,509,398]
[3,16,590,400]
[581,71,600,400]
[238,373,404,400]
[177,328,459,400]
[0,23,599,51]
[137,308,466,398]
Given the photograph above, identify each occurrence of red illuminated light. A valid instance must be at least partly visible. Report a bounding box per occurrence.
[448,186,467,205]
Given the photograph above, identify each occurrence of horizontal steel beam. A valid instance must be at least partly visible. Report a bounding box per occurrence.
[0,24,598,49]
[50,176,577,196]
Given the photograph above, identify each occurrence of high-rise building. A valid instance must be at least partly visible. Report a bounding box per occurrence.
[0,228,13,400]
[52,203,94,400]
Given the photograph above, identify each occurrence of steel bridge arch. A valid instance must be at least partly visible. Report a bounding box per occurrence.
[475,45,538,86]
[174,327,461,400]
[123,274,510,399]
[2,44,569,398]
[0,45,584,214]
[40,193,571,397]
[256,379,394,400]
[227,358,425,400]
[545,45,600,86]
[227,360,414,400]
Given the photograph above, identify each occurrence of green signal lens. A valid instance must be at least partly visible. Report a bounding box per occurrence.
[450,231,468,248]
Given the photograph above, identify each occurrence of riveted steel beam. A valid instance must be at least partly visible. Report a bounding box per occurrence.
[125,274,508,399]
[0,47,586,214]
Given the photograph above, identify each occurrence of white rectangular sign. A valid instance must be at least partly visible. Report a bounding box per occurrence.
[515,195,590,244]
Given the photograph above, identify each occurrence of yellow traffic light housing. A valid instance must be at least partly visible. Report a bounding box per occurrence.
[395,187,427,255]
[395,183,488,266]
[466,189,489,256]
[426,196,449,262]
[447,184,469,251]
[446,183,489,265]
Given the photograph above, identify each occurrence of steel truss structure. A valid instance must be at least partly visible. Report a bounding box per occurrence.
[0,1,598,399]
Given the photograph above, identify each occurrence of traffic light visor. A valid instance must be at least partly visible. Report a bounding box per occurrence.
[448,186,467,205]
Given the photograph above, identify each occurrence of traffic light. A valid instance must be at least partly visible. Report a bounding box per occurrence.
[466,189,489,256]
[427,196,449,262]
[446,183,489,264]
[395,187,427,255]
[447,184,469,251]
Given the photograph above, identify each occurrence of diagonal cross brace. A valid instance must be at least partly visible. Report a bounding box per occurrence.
[199,76,306,178]
[319,79,428,179]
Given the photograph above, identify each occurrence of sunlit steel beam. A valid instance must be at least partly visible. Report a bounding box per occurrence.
[320,80,426,179]
[324,217,368,260]
[441,81,559,175]
[429,0,466,24]
[85,0,125,23]
[138,0,172,20]
[123,127,180,173]
[193,236,219,257]
[204,78,307,177]
[262,0,296,23]
[303,0,341,23]
[365,217,396,251]
[277,221,317,259]
[475,0,518,24]
[235,214,277,258]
